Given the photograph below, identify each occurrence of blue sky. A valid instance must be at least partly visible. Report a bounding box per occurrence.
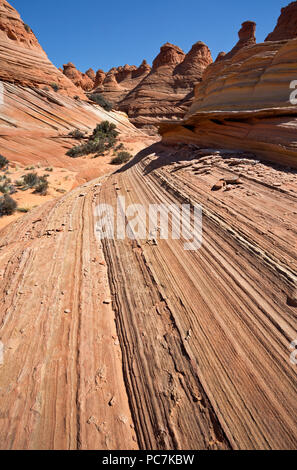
[11,0,289,73]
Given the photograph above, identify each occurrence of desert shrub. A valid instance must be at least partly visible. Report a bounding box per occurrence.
[74,95,80,101]
[0,175,10,183]
[115,143,125,151]
[51,83,59,92]
[17,207,30,213]
[66,121,119,158]
[111,151,132,165]
[24,23,31,33]
[34,177,49,195]
[68,129,85,139]
[0,183,15,194]
[92,121,119,149]
[89,94,113,111]
[0,155,8,170]
[0,184,8,194]
[45,167,53,172]
[23,172,39,187]
[0,194,17,216]
[92,121,118,139]
[66,146,82,158]
[0,173,15,194]
[66,140,106,158]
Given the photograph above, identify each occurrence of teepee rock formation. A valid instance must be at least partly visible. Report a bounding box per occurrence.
[62,62,94,91]
[92,61,152,105]
[118,41,213,129]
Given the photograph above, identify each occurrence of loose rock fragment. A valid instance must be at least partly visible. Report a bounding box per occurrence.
[212,181,225,191]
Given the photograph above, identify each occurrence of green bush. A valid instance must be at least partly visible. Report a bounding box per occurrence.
[115,143,125,151]
[0,184,8,194]
[66,121,119,158]
[92,121,119,139]
[23,172,39,187]
[34,177,49,195]
[66,140,105,158]
[0,194,17,216]
[111,151,132,165]
[69,129,85,139]
[0,174,16,194]
[0,155,8,170]
[89,94,113,111]
[51,83,59,92]
[24,23,31,33]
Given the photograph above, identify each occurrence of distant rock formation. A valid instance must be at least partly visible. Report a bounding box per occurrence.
[62,40,212,129]
[92,61,152,105]
[62,62,94,91]
[265,0,297,41]
[118,42,213,129]
[0,0,85,98]
[224,21,256,59]
[93,69,106,89]
[85,68,96,81]
[152,42,185,69]
[159,1,297,168]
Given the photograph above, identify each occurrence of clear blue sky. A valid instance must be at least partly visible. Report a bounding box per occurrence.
[10,0,290,73]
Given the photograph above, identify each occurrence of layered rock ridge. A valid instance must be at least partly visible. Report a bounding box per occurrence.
[0,1,150,177]
[0,0,85,98]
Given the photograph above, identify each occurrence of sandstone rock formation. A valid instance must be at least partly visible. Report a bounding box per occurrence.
[85,67,96,81]
[93,69,106,88]
[62,62,94,91]
[63,41,212,128]
[224,21,256,59]
[1,0,297,452]
[118,42,213,129]
[92,61,152,105]
[0,0,85,98]
[159,2,297,168]
[265,0,297,41]
[152,42,185,69]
